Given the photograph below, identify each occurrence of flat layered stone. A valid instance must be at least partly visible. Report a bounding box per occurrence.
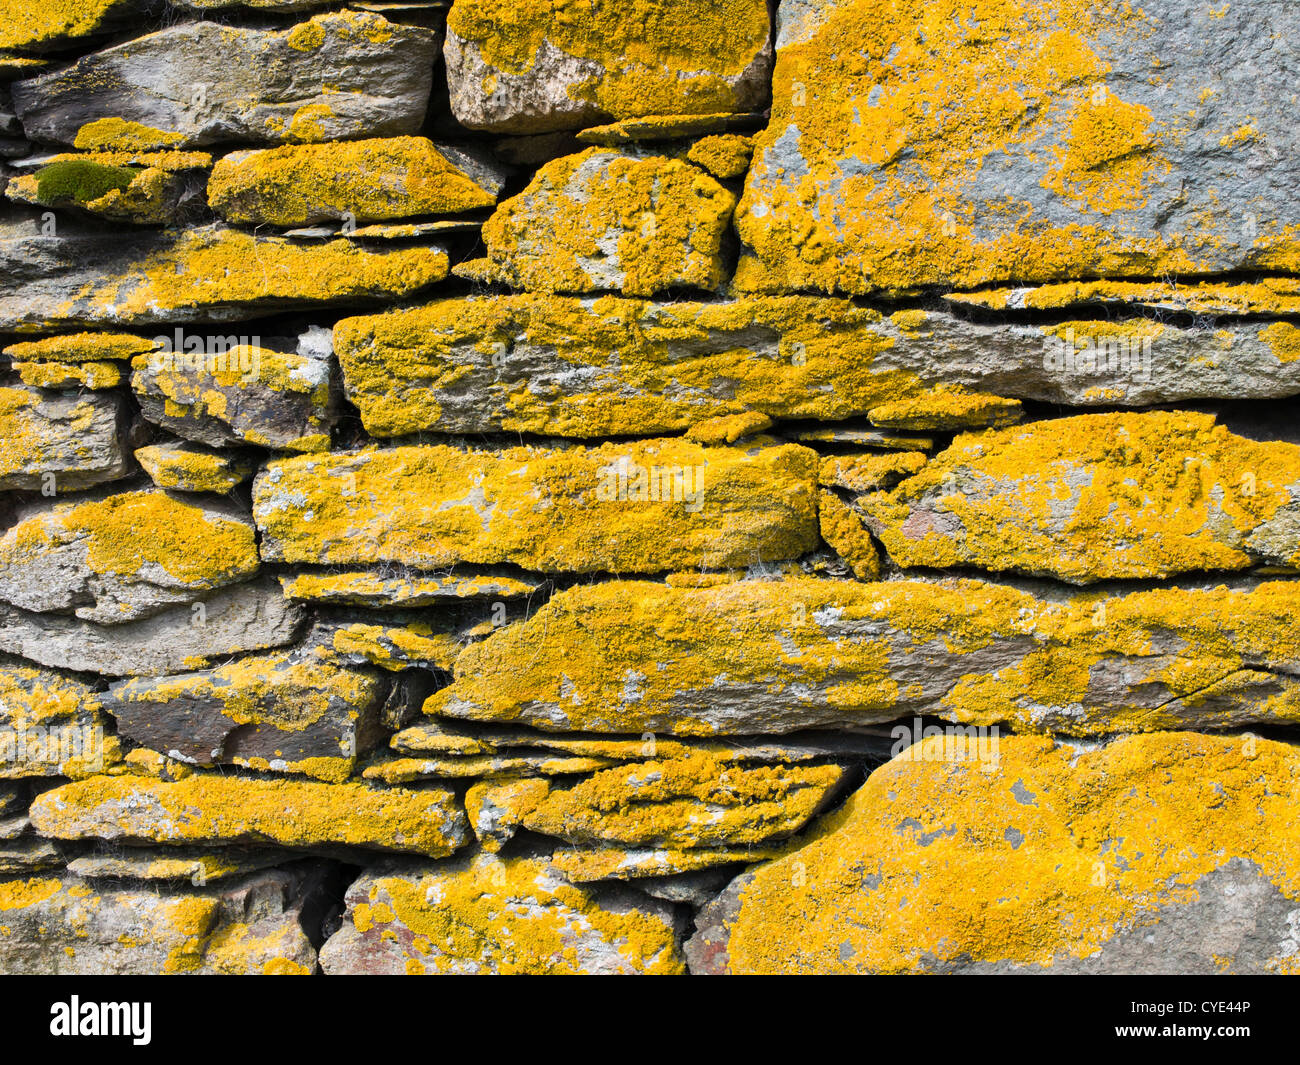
[0,836,61,874]
[0,0,145,53]
[334,297,1293,439]
[0,665,117,779]
[817,491,880,580]
[2,332,157,363]
[362,752,616,783]
[704,732,1300,974]
[319,853,684,974]
[429,576,1300,736]
[0,491,260,624]
[279,569,541,607]
[443,0,771,133]
[469,149,736,295]
[552,845,780,883]
[13,360,122,389]
[859,412,1300,582]
[520,754,845,847]
[0,868,318,974]
[253,439,819,573]
[135,442,254,494]
[131,342,336,452]
[103,652,388,781]
[7,158,204,225]
[736,0,1300,294]
[464,776,550,850]
[0,220,448,329]
[30,772,468,857]
[0,579,305,677]
[819,452,927,494]
[577,114,762,147]
[0,387,129,492]
[66,847,288,884]
[208,137,507,226]
[11,12,436,147]
[945,278,1300,316]
[317,619,467,672]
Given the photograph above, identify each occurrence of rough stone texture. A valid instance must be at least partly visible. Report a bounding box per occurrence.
[0,387,130,492]
[279,570,541,607]
[319,853,684,974]
[30,772,469,857]
[470,149,736,295]
[736,0,1300,294]
[0,579,305,676]
[208,137,508,226]
[131,343,337,452]
[6,156,206,225]
[429,576,1300,736]
[252,439,819,573]
[334,296,1299,439]
[134,442,254,494]
[66,847,288,884]
[705,732,1300,974]
[443,0,772,134]
[0,868,319,974]
[0,0,146,53]
[0,490,260,624]
[0,665,116,778]
[0,219,449,329]
[102,652,388,781]
[11,12,437,148]
[859,411,1300,582]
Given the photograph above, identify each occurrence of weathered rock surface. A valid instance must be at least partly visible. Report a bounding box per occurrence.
[334,296,1299,439]
[859,412,1300,582]
[103,652,387,781]
[429,576,1300,736]
[553,846,777,883]
[469,149,736,295]
[443,0,772,133]
[7,155,206,225]
[208,137,508,226]
[11,12,437,148]
[0,490,260,624]
[0,0,146,53]
[703,732,1300,974]
[132,343,336,452]
[736,0,1300,294]
[0,579,305,676]
[12,359,122,389]
[66,847,289,884]
[362,752,615,783]
[0,868,318,974]
[135,442,254,494]
[0,386,129,492]
[0,665,115,778]
[0,219,448,329]
[319,853,684,974]
[253,439,818,573]
[30,771,468,856]
[279,569,541,607]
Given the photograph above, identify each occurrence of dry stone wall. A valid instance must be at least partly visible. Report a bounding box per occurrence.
[0,0,1298,975]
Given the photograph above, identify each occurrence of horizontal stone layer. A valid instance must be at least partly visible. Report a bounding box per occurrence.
[0,387,128,492]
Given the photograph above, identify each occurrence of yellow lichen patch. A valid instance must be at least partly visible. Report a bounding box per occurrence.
[1261,322,1300,364]
[14,360,121,389]
[134,444,253,494]
[945,277,1300,316]
[552,845,782,882]
[867,390,1023,431]
[817,491,880,579]
[29,773,467,856]
[4,332,157,363]
[685,411,773,445]
[479,149,736,295]
[819,452,928,494]
[522,753,844,847]
[362,752,615,783]
[447,0,769,120]
[328,623,462,672]
[279,570,537,606]
[207,138,500,226]
[0,878,61,910]
[464,776,551,850]
[329,853,685,974]
[860,411,1300,581]
[72,119,185,152]
[685,133,754,179]
[0,665,117,779]
[725,732,1300,973]
[8,163,187,225]
[253,439,819,573]
[0,0,134,52]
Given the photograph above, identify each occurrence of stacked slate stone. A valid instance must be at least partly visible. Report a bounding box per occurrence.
[0,0,1298,974]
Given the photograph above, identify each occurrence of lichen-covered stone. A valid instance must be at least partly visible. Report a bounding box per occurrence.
[253,439,818,573]
[0,220,448,329]
[709,732,1300,974]
[860,411,1300,582]
[430,576,1300,736]
[208,137,508,226]
[945,277,1300,316]
[520,754,845,848]
[471,149,736,295]
[819,452,927,494]
[8,157,203,225]
[66,847,288,884]
[0,665,117,778]
[0,579,304,677]
[0,491,260,624]
[362,752,616,784]
[0,836,62,874]
[135,442,254,494]
[279,569,541,607]
[817,491,880,580]
[0,0,145,54]
[131,342,336,452]
[0,387,129,492]
[464,776,550,851]
[443,0,772,133]
[736,0,1300,294]
[0,869,318,974]
[552,845,779,883]
[685,133,754,179]
[11,12,437,147]
[333,296,1298,439]
[3,331,158,363]
[30,771,468,856]
[319,853,684,974]
[102,652,387,781]
[13,359,122,389]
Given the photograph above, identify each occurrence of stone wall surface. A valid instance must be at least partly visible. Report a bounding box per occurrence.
[0,0,1297,976]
